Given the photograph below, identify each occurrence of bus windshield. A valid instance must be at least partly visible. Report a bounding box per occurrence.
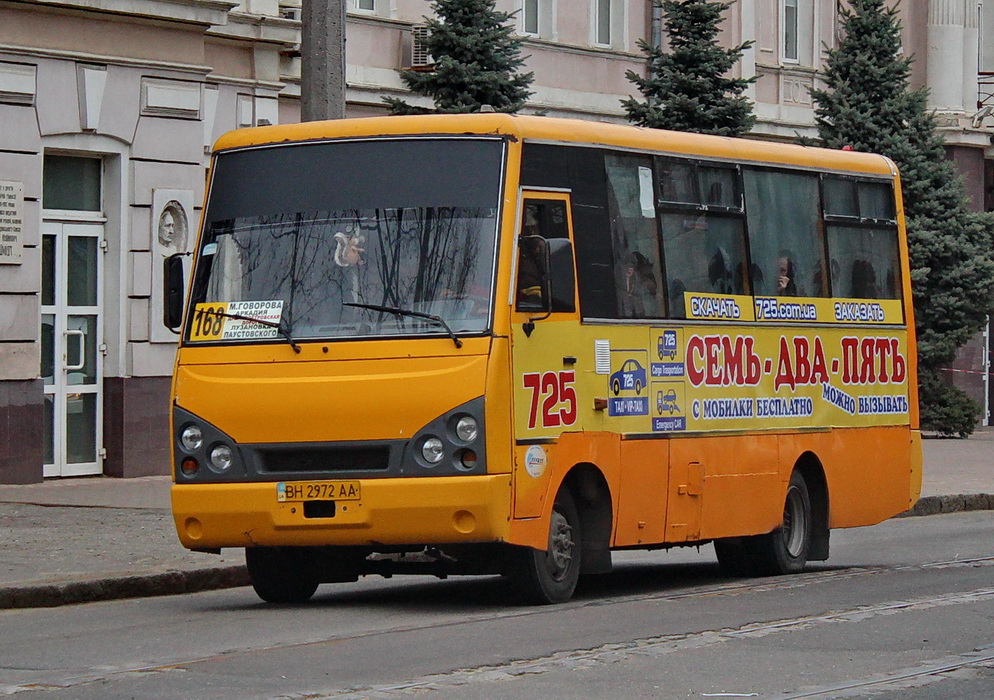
[188,137,504,342]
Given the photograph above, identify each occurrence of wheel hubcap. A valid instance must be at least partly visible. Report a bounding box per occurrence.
[781,485,807,557]
[546,509,575,580]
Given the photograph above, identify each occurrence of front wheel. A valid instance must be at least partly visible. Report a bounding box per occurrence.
[246,546,320,603]
[512,489,582,604]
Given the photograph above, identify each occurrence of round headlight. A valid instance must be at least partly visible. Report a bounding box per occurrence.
[209,444,234,472]
[421,437,444,465]
[180,425,203,452]
[455,416,478,443]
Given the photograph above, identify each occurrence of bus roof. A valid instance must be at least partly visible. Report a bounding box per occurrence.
[212,113,897,178]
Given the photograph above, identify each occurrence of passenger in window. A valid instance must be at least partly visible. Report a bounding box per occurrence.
[777,251,798,296]
[851,259,878,298]
[813,258,839,297]
[517,235,546,309]
[517,204,547,309]
[621,251,659,317]
[708,247,735,294]
[748,263,765,293]
[669,278,687,316]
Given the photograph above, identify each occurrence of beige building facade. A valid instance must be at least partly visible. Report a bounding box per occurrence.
[0,0,990,483]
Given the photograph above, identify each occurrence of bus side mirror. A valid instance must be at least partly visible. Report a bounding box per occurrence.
[547,238,576,313]
[163,253,185,331]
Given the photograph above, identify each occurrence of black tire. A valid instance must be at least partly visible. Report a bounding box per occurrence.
[513,489,582,604]
[714,538,756,577]
[715,470,812,577]
[635,379,642,394]
[245,546,320,603]
[612,379,621,396]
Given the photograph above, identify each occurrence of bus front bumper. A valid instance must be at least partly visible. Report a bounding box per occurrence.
[171,475,512,550]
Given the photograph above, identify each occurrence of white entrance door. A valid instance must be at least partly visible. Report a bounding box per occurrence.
[41,221,104,477]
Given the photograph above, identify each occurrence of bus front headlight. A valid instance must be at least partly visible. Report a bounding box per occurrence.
[421,437,445,465]
[405,397,487,474]
[180,425,203,452]
[209,444,234,473]
[454,416,478,443]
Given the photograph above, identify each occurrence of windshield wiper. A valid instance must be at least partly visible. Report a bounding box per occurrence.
[343,302,463,348]
[202,310,301,354]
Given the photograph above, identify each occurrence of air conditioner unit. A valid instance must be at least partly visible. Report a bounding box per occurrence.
[401,24,434,70]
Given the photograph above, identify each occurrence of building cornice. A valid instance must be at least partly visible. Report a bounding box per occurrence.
[4,0,235,27]
[0,43,212,74]
[208,11,298,44]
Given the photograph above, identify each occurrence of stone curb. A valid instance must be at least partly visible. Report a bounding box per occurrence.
[895,493,994,518]
[0,565,249,610]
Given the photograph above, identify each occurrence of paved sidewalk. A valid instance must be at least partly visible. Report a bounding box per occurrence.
[0,433,992,609]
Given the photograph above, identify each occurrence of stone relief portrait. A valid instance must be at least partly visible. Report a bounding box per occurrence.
[156,199,189,252]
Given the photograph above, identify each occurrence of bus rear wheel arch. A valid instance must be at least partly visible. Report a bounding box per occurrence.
[715,465,825,577]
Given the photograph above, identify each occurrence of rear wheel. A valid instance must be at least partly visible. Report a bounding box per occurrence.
[714,538,756,577]
[715,470,812,577]
[513,489,582,604]
[246,547,320,603]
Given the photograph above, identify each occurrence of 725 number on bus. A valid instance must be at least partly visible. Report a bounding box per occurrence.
[522,371,578,429]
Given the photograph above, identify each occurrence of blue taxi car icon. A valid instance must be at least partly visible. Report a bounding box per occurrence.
[656,388,679,415]
[610,359,646,396]
[657,331,678,360]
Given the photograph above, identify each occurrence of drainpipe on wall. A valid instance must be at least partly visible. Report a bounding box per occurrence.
[985,315,990,425]
[651,1,663,49]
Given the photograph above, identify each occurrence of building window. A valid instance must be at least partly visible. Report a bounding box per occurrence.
[43,155,101,212]
[595,0,612,46]
[355,0,374,12]
[783,0,798,61]
[522,0,556,40]
[523,0,539,35]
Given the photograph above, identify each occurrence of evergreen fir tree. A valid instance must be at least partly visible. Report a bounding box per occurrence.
[811,0,994,436]
[622,0,755,136]
[384,0,533,114]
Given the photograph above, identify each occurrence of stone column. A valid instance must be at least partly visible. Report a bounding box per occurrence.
[927,0,968,112]
[963,0,980,111]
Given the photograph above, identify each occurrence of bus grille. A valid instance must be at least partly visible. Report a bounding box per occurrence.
[259,446,390,473]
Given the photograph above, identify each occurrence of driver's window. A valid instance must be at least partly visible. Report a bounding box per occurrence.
[516,198,568,311]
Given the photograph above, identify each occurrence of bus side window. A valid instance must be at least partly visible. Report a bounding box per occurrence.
[605,153,665,319]
[743,168,825,298]
[656,158,748,310]
[823,177,901,300]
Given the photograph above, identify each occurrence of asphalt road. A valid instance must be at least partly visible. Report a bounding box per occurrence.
[1,511,991,699]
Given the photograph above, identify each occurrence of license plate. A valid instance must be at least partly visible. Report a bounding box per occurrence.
[277,481,361,503]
